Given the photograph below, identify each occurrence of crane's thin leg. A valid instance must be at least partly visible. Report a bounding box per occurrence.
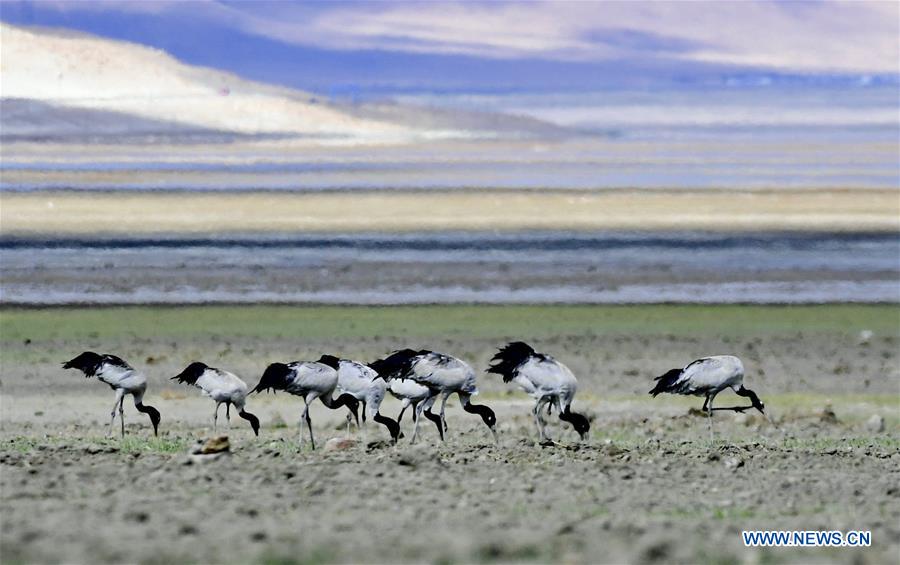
[304,405,314,449]
[397,399,410,425]
[361,401,367,427]
[225,402,232,430]
[555,397,569,440]
[214,402,221,432]
[439,391,451,433]
[532,399,546,442]
[118,395,126,438]
[411,401,426,444]
[361,403,371,444]
[538,397,550,428]
[302,403,315,450]
[706,394,715,443]
[109,389,125,438]
[421,396,442,441]
[298,399,308,449]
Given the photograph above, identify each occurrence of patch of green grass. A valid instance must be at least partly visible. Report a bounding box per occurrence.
[0,435,188,455]
[777,435,900,451]
[109,435,188,454]
[1,304,897,344]
[258,547,337,565]
[694,549,741,565]
[2,436,53,453]
[475,542,541,563]
[712,507,757,520]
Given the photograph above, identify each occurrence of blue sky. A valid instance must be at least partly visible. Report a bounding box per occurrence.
[2,1,897,93]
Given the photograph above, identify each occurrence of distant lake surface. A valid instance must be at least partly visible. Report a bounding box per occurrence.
[2,232,897,305]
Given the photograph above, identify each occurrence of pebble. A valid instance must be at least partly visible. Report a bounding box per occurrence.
[191,435,230,455]
[819,404,839,424]
[323,437,359,452]
[268,412,287,429]
[724,457,744,470]
[864,414,885,433]
[857,330,874,345]
[187,435,231,463]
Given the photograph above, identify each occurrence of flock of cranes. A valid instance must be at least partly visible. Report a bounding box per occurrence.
[62,343,770,446]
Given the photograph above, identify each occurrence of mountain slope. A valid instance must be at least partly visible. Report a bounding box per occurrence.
[0,23,413,141]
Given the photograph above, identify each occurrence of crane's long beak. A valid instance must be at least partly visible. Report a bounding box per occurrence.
[490,427,499,444]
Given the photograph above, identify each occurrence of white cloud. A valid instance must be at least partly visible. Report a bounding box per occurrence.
[11,0,900,73]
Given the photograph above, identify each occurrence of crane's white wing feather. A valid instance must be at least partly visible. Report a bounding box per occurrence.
[677,356,744,393]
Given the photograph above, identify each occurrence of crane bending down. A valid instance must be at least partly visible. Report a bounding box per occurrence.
[370,349,496,443]
[62,352,160,437]
[171,362,260,436]
[649,355,769,440]
[487,342,590,443]
[250,356,358,449]
[329,355,401,442]
[370,350,443,438]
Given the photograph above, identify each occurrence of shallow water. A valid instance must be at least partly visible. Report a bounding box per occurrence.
[2,232,897,304]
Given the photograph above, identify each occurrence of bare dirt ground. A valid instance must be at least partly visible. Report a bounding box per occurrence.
[2,316,898,564]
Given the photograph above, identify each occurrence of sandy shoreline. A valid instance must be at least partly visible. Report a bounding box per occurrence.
[2,189,899,234]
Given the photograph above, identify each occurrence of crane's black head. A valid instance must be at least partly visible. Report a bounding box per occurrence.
[171,361,208,385]
[463,400,497,429]
[252,363,292,394]
[487,342,535,382]
[239,410,260,436]
[317,354,341,370]
[62,351,104,376]
[559,407,590,440]
[738,386,766,414]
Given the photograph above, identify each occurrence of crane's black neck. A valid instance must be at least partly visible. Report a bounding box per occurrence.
[321,393,359,413]
[239,410,260,436]
[558,406,590,440]
[372,411,401,442]
[423,408,444,440]
[736,386,766,413]
[135,402,161,436]
[463,400,497,430]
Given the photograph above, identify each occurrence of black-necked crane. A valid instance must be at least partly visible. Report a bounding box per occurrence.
[62,351,160,437]
[171,361,260,436]
[649,355,769,439]
[370,350,443,438]
[371,349,496,443]
[487,342,590,443]
[250,355,358,449]
[329,355,401,442]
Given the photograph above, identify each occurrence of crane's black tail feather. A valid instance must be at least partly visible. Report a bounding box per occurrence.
[252,363,292,394]
[487,341,535,383]
[171,362,207,385]
[649,368,684,397]
[368,349,425,380]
